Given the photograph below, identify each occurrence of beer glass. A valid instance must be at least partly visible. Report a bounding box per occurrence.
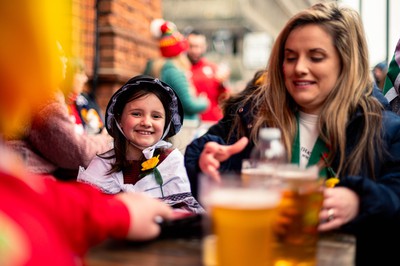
[200,173,281,266]
[272,164,323,266]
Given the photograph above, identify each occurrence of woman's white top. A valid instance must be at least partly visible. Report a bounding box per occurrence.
[298,111,319,168]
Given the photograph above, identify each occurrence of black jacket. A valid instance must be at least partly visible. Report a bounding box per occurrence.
[184,87,400,265]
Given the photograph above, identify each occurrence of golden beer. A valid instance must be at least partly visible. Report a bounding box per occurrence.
[209,188,281,266]
[272,168,323,266]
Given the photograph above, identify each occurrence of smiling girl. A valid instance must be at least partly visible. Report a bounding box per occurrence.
[78,75,202,213]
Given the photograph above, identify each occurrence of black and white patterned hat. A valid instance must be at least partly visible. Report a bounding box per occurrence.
[105,75,184,138]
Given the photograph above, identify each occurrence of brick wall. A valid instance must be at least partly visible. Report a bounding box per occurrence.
[75,0,162,113]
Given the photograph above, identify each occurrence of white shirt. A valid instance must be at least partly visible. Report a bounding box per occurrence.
[298,111,319,168]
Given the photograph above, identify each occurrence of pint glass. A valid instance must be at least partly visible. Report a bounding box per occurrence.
[272,165,323,266]
[200,173,281,266]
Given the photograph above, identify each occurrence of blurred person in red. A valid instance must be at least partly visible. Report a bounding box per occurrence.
[186,29,230,124]
[0,1,173,265]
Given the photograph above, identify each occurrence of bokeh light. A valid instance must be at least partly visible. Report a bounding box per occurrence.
[0,0,72,137]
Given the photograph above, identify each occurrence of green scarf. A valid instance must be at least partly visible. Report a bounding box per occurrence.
[290,115,331,179]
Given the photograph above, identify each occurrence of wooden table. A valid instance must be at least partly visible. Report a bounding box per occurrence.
[86,233,355,266]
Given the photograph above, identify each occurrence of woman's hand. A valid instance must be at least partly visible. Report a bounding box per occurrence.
[116,192,173,240]
[318,187,359,231]
[199,137,248,181]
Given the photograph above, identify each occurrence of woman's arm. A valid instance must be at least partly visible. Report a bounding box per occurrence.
[40,176,172,256]
[324,111,400,232]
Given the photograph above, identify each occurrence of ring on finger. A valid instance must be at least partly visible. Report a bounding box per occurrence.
[327,208,335,222]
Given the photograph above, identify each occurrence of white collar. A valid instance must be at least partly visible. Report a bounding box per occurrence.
[142,140,172,159]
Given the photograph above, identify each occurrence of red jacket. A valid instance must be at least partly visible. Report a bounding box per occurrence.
[0,167,129,265]
[191,58,229,122]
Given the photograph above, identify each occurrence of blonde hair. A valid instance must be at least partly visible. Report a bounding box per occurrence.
[248,2,383,178]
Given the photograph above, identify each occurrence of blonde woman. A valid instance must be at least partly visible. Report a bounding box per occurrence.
[185,2,400,265]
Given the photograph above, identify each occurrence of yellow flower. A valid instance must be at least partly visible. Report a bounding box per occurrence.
[325,177,340,188]
[141,155,160,171]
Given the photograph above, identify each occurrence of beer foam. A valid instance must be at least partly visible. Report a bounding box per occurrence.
[208,188,281,209]
[279,170,314,179]
[241,166,274,175]
[278,166,318,180]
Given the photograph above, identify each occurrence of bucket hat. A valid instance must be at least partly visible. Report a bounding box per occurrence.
[105,75,183,138]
